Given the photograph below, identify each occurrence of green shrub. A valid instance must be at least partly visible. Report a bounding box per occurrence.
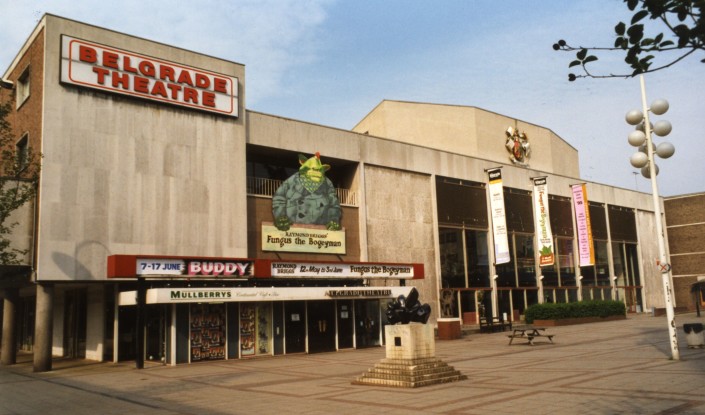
[524,300,626,324]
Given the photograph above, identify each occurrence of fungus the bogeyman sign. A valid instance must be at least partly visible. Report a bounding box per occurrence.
[262,153,346,254]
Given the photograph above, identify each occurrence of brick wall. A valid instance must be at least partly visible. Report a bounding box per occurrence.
[665,193,705,310]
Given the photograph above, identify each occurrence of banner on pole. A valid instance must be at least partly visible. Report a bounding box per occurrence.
[571,184,595,266]
[532,177,554,267]
[488,168,510,264]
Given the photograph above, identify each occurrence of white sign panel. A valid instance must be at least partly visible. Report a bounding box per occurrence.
[60,35,238,117]
[137,259,186,275]
[271,262,415,279]
[262,224,346,254]
[135,258,253,277]
[117,286,413,305]
[487,168,511,264]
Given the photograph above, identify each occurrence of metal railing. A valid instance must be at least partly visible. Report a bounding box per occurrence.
[246,176,358,206]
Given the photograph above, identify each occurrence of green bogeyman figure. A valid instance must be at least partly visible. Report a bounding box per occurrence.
[272,152,342,231]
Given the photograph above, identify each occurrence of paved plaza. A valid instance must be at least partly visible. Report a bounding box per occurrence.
[1,313,704,415]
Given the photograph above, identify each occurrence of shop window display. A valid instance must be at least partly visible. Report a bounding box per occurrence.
[190,304,225,362]
[240,303,272,357]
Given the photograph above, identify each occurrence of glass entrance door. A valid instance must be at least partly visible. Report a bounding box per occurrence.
[336,300,353,349]
[145,305,168,363]
[285,301,306,354]
[307,301,336,353]
[355,300,380,348]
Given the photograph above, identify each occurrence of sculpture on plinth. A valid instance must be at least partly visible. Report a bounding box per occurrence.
[354,287,466,388]
[385,287,432,324]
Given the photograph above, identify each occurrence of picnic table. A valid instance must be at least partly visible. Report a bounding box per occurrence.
[507,327,554,345]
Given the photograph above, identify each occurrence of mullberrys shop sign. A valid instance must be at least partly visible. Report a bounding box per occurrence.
[60,35,239,117]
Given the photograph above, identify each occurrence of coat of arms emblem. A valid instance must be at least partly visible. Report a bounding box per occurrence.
[505,127,530,166]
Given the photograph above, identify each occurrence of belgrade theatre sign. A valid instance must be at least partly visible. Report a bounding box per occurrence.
[60,35,239,117]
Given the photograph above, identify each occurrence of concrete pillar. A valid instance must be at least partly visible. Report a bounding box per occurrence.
[1,288,19,366]
[136,278,146,369]
[33,283,54,372]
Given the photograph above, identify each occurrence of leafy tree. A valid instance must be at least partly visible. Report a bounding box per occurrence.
[553,0,705,81]
[0,100,40,265]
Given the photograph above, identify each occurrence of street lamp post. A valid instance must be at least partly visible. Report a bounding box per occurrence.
[625,74,679,360]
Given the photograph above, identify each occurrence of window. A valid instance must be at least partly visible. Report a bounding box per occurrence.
[542,237,576,287]
[608,205,637,242]
[436,178,488,228]
[439,228,466,288]
[504,189,534,233]
[549,196,574,237]
[16,134,29,171]
[16,67,30,108]
[495,233,536,288]
[613,242,641,287]
[436,177,490,289]
[580,239,610,299]
[613,242,642,310]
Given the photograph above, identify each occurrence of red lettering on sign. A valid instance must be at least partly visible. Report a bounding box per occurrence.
[139,61,156,78]
[92,67,109,84]
[103,51,119,69]
[202,91,216,107]
[159,65,175,82]
[166,83,182,99]
[195,73,210,89]
[151,81,168,98]
[68,38,236,116]
[134,76,150,93]
[123,56,137,73]
[213,78,228,93]
[112,72,129,89]
[177,70,193,86]
[183,87,198,104]
[79,45,97,63]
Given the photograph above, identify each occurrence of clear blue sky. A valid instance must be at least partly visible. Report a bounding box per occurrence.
[2,0,703,196]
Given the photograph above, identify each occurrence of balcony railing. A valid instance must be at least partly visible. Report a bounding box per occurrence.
[246,176,358,206]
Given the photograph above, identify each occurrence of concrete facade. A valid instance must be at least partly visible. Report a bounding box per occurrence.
[353,100,580,178]
[37,16,247,282]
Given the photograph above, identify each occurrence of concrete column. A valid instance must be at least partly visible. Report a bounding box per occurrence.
[135,278,146,369]
[33,283,54,372]
[1,288,19,365]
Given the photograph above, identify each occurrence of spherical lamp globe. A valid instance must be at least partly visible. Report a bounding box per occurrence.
[641,163,659,178]
[653,120,672,137]
[626,109,644,125]
[650,99,669,115]
[630,152,649,168]
[656,142,675,159]
[628,130,646,147]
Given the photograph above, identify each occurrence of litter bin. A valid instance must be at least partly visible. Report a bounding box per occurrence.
[437,318,461,340]
[683,323,704,348]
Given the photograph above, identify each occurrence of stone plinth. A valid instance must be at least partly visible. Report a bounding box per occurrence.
[353,323,466,388]
[385,322,435,359]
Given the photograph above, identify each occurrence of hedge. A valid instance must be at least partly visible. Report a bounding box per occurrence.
[524,300,626,324]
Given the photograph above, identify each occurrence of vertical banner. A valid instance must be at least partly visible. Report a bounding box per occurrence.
[487,168,511,264]
[532,177,554,266]
[571,184,595,266]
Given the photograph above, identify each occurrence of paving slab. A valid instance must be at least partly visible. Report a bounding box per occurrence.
[1,313,704,414]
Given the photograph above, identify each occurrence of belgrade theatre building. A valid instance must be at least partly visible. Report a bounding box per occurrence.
[0,15,683,369]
